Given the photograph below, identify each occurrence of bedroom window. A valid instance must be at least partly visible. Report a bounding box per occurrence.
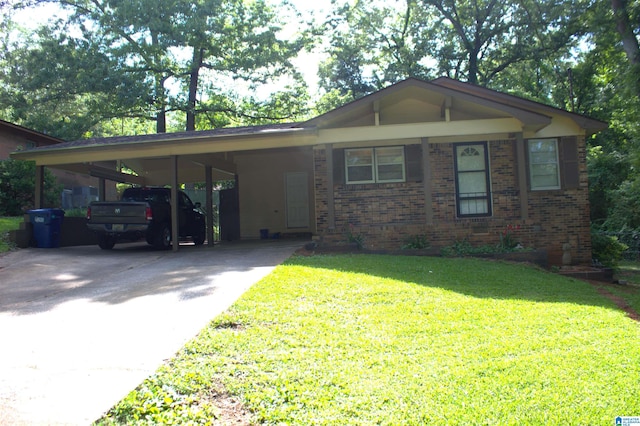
[345,146,405,184]
[454,142,492,217]
[528,138,560,190]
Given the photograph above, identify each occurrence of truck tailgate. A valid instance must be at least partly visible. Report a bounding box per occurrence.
[89,202,149,225]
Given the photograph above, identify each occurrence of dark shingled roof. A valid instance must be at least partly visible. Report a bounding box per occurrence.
[22,122,311,152]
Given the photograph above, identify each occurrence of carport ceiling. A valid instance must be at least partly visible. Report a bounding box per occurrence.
[125,154,237,185]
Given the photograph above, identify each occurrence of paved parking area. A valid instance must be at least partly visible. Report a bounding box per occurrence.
[0,240,303,425]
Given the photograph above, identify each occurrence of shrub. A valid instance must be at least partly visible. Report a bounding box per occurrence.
[591,230,628,268]
[441,239,498,257]
[402,234,430,250]
[0,159,62,215]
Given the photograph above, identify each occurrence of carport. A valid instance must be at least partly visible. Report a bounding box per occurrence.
[11,124,317,251]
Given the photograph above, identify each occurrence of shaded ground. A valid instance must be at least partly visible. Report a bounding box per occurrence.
[0,240,303,425]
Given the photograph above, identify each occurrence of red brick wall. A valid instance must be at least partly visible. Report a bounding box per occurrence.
[314,137,591,265]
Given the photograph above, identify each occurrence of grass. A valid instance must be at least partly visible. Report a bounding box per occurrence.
[618,260,640,285]
[96,254,640,425]
[0,216,22,253]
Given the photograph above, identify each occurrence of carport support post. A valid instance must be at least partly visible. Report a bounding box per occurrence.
[171,155,179,252]
[98,178,106,201]
[205,165,214,247]
[35,165,44,208]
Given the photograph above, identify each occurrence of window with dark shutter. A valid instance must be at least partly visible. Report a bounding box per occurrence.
[333,148,345,184]
[405,144,423,182]
[561,136,580,189]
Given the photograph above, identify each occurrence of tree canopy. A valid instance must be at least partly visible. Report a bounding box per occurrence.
[0,0,310,138]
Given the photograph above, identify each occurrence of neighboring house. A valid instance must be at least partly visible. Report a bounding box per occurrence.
[0,118,63,157]
[1,119,116,207]
[12,78,606,264]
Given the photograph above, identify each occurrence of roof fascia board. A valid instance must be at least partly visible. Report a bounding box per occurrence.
[317,117,524,144]
[11,130,318,166]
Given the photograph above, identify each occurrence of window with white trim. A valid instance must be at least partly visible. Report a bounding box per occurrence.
[345,146,405,184]
[528,138,560,190]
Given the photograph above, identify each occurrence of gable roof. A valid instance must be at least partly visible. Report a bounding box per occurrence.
[303,78,549,129]
[431,77,607,134]
[0,119,65,146]
[303,77,607,135]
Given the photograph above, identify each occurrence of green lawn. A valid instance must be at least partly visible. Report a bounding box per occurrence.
[97,255,640,425]
[0,216,22,253]
[618,260,640,285]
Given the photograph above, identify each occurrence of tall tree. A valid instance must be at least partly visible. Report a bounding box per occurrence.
[320,0,588,105]
[318,1,430,99]
[610,0,640,98]
[0,20,151,139]
[1,0,310,138]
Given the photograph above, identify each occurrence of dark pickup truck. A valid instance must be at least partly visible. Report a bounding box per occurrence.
[86,187,206,250]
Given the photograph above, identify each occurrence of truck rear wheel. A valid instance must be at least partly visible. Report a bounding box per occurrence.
[154,225,171,250]
[98,236,116,250]
[193,224,206,246]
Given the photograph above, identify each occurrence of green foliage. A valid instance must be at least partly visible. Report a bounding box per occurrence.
[401,234,430,250]
[441,234,527,257]
[0,216,22,253]
[97,255,640,424]
[441,238,498,256]
[603,179,640,230]
[591,229,629,268]
[0,160,61,216]
[497,224,522,251]
[345,224,364,249]
[587,146,632,223]
[98,374,218,425]
[319,0,588,99]
[1,0,310,137]
[63,208,87,218]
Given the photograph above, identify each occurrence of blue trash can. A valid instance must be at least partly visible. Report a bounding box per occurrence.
[28,209,65,248]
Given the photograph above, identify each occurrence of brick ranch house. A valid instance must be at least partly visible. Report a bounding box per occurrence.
[12,78,606,263]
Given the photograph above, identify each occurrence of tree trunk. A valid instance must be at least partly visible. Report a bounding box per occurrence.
[156,103,166,133]
[151,31,166,133]
[611,0,640,97]
[186,47,205,132]
[611,0,640,65]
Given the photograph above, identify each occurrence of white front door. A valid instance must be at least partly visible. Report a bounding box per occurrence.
[285,172,309,228]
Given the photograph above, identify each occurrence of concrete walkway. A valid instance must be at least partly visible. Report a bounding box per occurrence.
[0,240,303,425]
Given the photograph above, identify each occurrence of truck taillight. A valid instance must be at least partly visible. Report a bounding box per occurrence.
[146,206,153,221]
[86,206,91,220]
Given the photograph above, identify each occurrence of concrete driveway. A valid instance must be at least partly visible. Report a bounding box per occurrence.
[0,239,304,425]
